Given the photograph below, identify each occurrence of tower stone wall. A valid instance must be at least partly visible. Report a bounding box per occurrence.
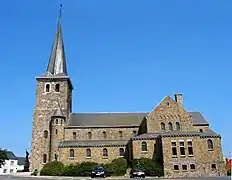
[30,79,72,171]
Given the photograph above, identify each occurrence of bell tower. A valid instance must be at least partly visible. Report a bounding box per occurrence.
[30,6,73,171]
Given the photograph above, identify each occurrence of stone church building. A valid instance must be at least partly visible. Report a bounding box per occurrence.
[30,14,225,177]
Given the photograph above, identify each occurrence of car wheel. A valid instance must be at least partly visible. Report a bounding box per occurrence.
[130,175,134,178]
[142,175,145,178]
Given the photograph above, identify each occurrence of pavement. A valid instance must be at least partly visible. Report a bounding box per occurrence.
[0,173,230,180]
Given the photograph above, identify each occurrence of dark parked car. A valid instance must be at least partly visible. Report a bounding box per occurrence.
[130,168,146,178]
[91,166,106,178]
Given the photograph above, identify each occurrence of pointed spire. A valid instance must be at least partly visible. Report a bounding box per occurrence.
[46,4,67,76]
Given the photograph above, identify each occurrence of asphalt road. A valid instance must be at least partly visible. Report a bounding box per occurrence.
[0,175,230,180]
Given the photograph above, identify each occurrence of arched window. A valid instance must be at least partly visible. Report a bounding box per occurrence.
[55,129,58,135]
[176,122,180,130]
[102,131,107,139]
[42,154,47,163]
[103,148,108,157]
[69,149,74,158]
[161,122,165,130]
[86,149,91,157]
[119,148,124,157]
[60,120,62,125]
[207,139,213,150]
[73,132,76,140]
[168,122,173,130]
[118,131,123,140]
[44,130,48,138]
[45,84,50,92]
[55,84,60,92]
[199,129,203,132]
[88,132,92,140]
[56,119,58,124]
[141,142,147,152]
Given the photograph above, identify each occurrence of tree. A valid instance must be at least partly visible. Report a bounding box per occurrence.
[0,149,8,168]
[23,150,30,172]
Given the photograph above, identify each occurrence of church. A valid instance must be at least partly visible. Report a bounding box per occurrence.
[30,13,225,178]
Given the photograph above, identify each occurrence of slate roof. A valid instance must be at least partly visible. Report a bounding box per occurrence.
[67,112,148,127]
[16,157,26,165]
[67,111,209,127]
[132,130,220,140]
[58,140,128,148]
[189,112,209,125]
[6,151,17,160]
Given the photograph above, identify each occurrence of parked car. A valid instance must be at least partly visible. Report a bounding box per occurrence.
[130,168,146,178]
[91,166,106,178]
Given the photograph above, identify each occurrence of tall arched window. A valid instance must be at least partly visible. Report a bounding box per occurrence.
[69,149,74,158]
[176,122,180,130]
[119,148,124,157]
[118,131,123,140]
[141,142,147,152]
[45,84,50,92]
[42,154,47,163]
[55,129,58,135]
[207,139,213,150]
[102,131,107,139]
[56,119,58,124]
[73,132,76,140]
[168,122,173,130]
[44,130,48,138]
[161,122,165,130]
[103,148,108,157]
[55,84,60,92]
[88,132,92,140]
[86,149,91,158]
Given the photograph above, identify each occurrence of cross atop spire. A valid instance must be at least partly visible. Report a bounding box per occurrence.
[46,4,67,76]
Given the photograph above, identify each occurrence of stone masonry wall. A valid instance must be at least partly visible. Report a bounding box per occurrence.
[161,136,226,178]
[30,79,72,171]
[65,127,139,141]
[147,96,194,133]
[132,139,156,159]
[59,146,126,165]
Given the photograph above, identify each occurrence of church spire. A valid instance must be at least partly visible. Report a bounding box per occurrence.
[46,4,67,76]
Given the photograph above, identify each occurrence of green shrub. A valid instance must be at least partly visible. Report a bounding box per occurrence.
[62,162,98,177]
[40,161,64,176]
[111,157,127,176]
[62,163,80,176]
[78,162,99,176]
[132,158,163,177]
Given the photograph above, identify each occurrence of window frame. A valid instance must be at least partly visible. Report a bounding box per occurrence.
[85,149,91,158]
[42,154,47,164]
[119,148,124,157]
[45,83,51,93]
[161,122,165,130]
[176,122,180,130]
[207,139,214,150]
[187,140,193,156]
[171,141,177,157]
[103,148,108,157]
[55,84,60,92]
[179,141,186,156]
[141,141,148,152]
[69,149,74,159]
[168,122,173,131]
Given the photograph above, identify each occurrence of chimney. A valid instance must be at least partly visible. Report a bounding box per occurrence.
[175,93,183,107]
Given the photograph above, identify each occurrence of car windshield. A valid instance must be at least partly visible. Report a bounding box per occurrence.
[95,167,104,171]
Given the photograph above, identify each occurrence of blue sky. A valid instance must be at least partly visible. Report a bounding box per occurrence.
[0,0,231,157]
